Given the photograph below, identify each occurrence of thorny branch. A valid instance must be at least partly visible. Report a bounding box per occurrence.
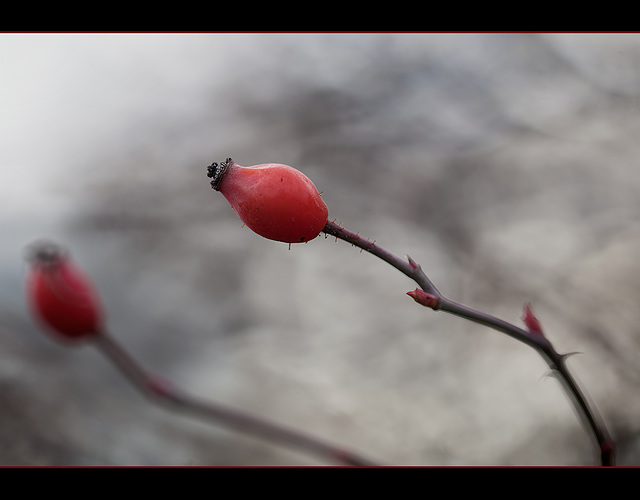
[322,220,615,466]
[28,218,614,465]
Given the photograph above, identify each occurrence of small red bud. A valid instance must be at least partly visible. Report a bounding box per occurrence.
[26,241,103,342]
[521,302,544,337]
[407,289,439,309]
[207,158,329,244]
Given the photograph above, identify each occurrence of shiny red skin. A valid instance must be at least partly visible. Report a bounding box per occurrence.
[219,162,329,243]
[27,255,103,340]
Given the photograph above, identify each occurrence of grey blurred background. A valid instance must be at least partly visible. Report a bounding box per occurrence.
[1,32,640,465]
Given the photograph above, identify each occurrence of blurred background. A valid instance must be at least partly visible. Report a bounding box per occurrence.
[1,32,640,465]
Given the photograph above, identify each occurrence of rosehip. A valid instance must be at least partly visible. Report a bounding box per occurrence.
[207,158,329,244]
[26,241,103,341]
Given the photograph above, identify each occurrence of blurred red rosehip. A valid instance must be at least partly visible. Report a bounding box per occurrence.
[26,241,103,341]
[207,158,329,244]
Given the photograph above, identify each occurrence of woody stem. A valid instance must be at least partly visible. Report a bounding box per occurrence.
[322,220,614,466]
[92,329,378,466]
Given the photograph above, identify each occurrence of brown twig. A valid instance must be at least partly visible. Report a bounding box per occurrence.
[322,220,615,466]
[92,329,379,466]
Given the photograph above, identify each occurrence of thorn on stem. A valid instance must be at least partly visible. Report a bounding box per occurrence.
[539,369,558,382]
[560,351,583,362]
[407,255,418,269]
[406,254,423,272]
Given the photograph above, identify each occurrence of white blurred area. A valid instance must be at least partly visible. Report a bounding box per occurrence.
[2,33,640,465]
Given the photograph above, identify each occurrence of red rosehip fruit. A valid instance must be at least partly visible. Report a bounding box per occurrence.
[26,241,103,341]
[207,158,329,244]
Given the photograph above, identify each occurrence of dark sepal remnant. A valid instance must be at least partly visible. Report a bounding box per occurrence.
[25,240,67,268]
[206,157,233,191]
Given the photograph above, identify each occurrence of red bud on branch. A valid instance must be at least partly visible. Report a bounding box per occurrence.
[407,289,440,310]
[522,302,545,338]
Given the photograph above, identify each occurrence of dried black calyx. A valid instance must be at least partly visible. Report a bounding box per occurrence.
[25,239,67,268]
[206,157,233,191]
